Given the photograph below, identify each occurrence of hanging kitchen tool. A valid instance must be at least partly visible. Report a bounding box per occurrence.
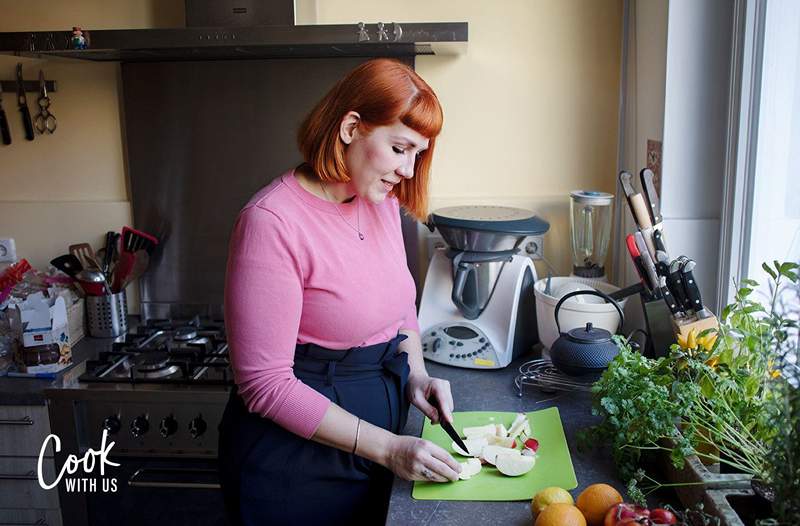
[549,289,625,378]
[121,226,159,254]
[100,231,119,275]
[34,70,57,134]
[15,63,34,141]
[119,250,149,290]
[0,84,10,145]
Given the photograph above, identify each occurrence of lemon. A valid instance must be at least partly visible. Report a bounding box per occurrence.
[531,486,574,518]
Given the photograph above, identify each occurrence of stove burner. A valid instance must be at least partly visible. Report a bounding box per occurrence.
[135,352,169,371]
[174,326,199,341]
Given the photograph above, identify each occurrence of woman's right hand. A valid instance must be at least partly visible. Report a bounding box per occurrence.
[384,435,462,483]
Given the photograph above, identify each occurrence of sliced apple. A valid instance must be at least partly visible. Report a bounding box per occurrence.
[458,458,482,480]
[495,451,536,476]
[508,413,530,440]
[495,423,508,437]
[451,437,488,457]
[486,435,516,448]
[480,445,519,466]
[462,424,496,438]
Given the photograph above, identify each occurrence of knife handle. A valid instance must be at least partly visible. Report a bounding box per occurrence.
[19,106,34,141]
[681,268,703,311]
[669,270,692,311]
[630,194,653,230]
[659,277,681,316]
[653,228,668,255]
[0,108,10,145]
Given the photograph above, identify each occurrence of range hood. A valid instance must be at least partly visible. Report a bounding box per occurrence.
[0,0,467,62]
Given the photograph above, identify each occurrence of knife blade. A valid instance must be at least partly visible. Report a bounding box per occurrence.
[427,392,469,454]
[640,168,662,225]
[0,88,11,145]
[680,259,712,319]
[15,63,34,141]
[634,232,660,293]
[619,171,637,222]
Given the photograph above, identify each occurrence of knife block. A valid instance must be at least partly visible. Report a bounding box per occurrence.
[640,294,676,357]
[671,313,719,342]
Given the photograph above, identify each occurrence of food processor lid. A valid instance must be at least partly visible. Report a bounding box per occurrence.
[566,322,613,344]
[430,205,550,235]
[569,190,614,206]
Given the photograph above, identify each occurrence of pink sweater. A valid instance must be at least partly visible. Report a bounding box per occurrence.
[224,169,420,439]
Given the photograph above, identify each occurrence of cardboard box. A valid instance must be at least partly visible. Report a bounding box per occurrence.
[16,293,70,348]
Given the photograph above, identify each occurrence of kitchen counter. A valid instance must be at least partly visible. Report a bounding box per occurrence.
[386,351,624,526]
[0,334,116,405]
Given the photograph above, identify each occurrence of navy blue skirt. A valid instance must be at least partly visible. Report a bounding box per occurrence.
[218,334,410,526]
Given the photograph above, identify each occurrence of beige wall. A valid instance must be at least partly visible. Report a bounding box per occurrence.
[1,0,622,309]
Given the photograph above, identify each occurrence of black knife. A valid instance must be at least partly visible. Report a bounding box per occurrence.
[669,259,693,313]
[680,259,712,319]
[654,250,671,278]
[16,64,34,141]
[658,276,682,317]
[428,393,469,454]
[0,87,10,145]
[640,168,662,225]
[653,229,668,257]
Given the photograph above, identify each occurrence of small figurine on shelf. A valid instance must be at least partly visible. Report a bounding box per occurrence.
[71,27,87,50]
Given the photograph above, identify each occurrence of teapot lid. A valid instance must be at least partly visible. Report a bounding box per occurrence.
[566,322,612,344]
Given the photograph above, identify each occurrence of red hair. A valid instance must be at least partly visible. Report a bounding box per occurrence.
[297,58,443,222]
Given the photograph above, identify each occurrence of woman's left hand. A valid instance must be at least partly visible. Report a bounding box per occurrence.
[406,373,454,425]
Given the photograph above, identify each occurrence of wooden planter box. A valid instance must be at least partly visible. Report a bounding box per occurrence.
[705,488,773,526]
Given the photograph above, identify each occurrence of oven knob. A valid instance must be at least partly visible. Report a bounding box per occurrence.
[130,415,149,438]
[189,416,207,438]
[103,415,121,435]
[159,415,178,438]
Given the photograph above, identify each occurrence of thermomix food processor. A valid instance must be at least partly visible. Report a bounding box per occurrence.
[418,205,550,369]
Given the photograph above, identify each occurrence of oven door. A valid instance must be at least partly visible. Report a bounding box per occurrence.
[86,457,229,526]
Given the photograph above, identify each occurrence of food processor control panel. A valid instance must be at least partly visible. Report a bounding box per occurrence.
[421,323,501,369]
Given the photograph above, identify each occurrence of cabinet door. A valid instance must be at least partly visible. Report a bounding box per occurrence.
[0,405,53,457]
[0,508,62,526]
[0,456,59,509]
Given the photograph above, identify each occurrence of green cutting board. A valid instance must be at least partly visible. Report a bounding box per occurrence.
[412,407,578,501]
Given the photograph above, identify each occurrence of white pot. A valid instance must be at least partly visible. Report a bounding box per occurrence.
[534,277,628,350]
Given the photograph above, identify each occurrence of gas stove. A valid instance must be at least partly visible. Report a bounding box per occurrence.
[79,316,232,385]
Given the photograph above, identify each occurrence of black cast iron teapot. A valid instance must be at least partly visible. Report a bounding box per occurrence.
[549,289,625,378]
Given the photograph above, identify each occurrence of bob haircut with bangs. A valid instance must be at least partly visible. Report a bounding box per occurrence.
[296,58,443,222]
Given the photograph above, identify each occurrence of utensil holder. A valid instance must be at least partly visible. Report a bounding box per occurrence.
[86,291,127,337]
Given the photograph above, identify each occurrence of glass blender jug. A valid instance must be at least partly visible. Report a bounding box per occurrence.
[569,190,614,278]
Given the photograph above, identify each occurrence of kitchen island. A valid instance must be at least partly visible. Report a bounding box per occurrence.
[387,351,624,526]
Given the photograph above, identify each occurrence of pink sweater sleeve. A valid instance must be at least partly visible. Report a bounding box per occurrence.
[224,205,331,439]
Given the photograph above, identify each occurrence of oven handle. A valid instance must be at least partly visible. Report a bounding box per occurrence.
[0,470,37,480]
[0,416,34,426]
[128,467,220,489]
[0,520,48,526]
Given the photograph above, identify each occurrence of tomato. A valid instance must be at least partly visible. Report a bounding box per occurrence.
[649,508,677,525]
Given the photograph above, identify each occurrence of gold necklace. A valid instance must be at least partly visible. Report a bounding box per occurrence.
[320,181,365,240]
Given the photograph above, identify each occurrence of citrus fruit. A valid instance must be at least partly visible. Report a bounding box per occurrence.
[534,503,587,526]
[576,483,623,526]
[531,486,574,517]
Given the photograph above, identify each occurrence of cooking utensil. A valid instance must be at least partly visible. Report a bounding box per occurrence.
[414,408,578,501]
[654,249,671,278]
[101,231,118,275]
[549,289,625,377]
[653,228,669,257]
[50,254,83,277]
[634,232,660,292]
[121,226,159,254]
[34,70,57,134]
[669,259,693,313]
[425,392,469,454]
[625,234,649,291]
[640,168,662,225]
[618,171,637,219]
[658,276,681,316]
[0,86,11,145]
[119,250,149,290]
[69,243,102,271]
[15,63,34,141]
[76,269,108,296]
[630,194,657,257]
[680,259,712,319]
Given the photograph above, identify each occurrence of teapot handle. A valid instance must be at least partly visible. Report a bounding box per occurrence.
[554,289,625,335]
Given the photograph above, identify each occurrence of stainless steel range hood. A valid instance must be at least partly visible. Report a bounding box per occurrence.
[0,0,467,62]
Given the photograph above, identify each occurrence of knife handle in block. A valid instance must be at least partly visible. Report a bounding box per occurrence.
[630,193,653,230]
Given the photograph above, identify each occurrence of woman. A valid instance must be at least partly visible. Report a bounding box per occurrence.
[218,58,462,525]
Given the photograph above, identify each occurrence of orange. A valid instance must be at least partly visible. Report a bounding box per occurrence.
[576,483,623,526]
[534,503,587,526]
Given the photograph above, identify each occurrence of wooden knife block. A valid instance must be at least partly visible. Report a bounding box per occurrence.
[671,313,719,341]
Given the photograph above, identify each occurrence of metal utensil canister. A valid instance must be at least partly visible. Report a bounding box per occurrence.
[86,290,127,337]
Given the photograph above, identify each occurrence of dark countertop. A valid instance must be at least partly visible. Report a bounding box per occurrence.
[386,351,624,526]
[0,334,117,405]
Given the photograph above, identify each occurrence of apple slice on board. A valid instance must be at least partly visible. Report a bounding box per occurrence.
[451,437,488,457]
[495,451,536,476]
[480,445,519,466]
[457,458,482,480]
